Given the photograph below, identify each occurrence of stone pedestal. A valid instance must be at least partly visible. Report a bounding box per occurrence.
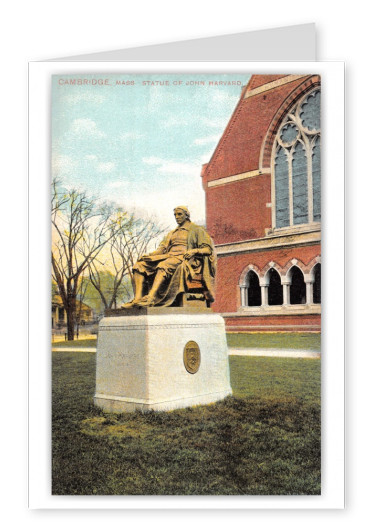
[94,307,232,413]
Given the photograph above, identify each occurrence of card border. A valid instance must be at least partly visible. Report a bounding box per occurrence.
[28,61,344,509]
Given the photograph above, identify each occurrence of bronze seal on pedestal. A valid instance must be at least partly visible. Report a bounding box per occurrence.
[183,341,201,374]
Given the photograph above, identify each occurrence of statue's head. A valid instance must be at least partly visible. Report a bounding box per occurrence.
[174,206,190,224]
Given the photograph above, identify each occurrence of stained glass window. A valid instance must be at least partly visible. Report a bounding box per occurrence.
[273,89,321,228]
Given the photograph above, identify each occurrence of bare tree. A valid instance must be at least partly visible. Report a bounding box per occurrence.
[75,274,90,337]
[88,216,165,309]
[51,179,131,340]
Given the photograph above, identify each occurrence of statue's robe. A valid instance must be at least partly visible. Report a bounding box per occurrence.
[133,221,216,306]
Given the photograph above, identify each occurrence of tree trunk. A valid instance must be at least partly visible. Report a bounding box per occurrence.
[66,298,76,341]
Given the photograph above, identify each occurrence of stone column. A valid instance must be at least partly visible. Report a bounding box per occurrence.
[306,281,313,304]
[304,274,314,304]
[239,284,248,307]
[260,282,269,306]
[282,282,291,306]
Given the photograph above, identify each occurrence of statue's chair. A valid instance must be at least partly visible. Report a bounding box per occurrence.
[142,259,212,308]
[179,272,212,308]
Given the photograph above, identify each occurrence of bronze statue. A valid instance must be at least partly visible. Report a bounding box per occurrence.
[123,206,216,307]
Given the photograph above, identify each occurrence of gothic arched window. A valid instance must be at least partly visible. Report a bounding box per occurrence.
[312,263,321,304]
[267,268,283,306]
[289,266,306,305]
[247,270,261,307]
[273,89,321,229]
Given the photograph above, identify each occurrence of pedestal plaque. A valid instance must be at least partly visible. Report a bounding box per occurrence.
[94,307,232,413]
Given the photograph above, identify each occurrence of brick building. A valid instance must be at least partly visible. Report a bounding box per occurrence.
[201,75,321,332]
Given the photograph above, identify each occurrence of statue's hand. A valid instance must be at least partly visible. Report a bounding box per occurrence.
[184,249,197,260]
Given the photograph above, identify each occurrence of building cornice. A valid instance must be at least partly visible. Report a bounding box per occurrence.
[225,324,321,331]
[215,226,321,256]
[244,75,308,99]
[225,304,321,317]
[207,168,271,188]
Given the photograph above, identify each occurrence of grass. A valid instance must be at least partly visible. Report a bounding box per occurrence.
[53,338,97,348]
[53,333,321,351]
[227,332,321,351]
[52,351,321,495]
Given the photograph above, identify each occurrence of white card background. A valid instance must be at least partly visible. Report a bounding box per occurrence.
[49,24,316,62]
[6,0,375,521]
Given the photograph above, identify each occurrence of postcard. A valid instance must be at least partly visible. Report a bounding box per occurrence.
[29,61,344,509]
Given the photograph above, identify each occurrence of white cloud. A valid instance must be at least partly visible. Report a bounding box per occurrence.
[84,155,116,174]
[119,131,144,141]
[97,162,115,173]
[62,92,106,105]
[51,154,78,178]
[142,156,202,178]
[147,87,182,112]
[212,91,239,106]
[193,134,221,146]
[163,116,193,128]
[107,180,125,189]
[70,118,105,139]
[201,117,228,129]
[143,156,164,166]
[200,151,215,164]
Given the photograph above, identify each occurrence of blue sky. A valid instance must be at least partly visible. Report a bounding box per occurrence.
[52,73,250,229]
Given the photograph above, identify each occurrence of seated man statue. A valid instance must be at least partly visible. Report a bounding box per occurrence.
[123,206,216,307]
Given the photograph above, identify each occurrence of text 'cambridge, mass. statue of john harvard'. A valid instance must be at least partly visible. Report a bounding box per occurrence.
[122,206,217,308]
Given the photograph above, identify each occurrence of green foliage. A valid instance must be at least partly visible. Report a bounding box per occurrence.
[52,353,321,495]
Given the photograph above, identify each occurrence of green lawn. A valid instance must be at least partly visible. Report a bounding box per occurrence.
[53,333,321,351]
[53,338,97,348]
[52,351,321,495]
[227,332,321,351]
